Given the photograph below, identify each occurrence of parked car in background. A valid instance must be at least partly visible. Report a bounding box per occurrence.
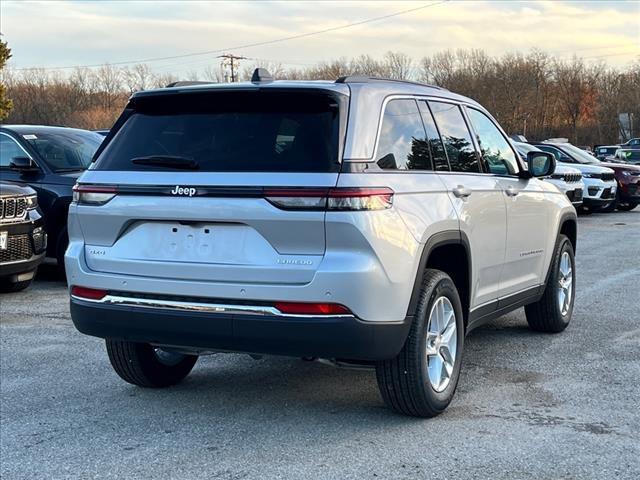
[66,73,577,418]
[598,156,640,211]
[0,126,103,270]
[606,148,640,165]
[513,142,584,208]
[620,138,640,149]
[594,145,619,160]
[531,141,617,212]
[0,182,47,292]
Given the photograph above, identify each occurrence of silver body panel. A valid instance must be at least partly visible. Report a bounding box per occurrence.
[66,79,575,326]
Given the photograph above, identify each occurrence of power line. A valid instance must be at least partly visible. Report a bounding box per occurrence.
[13,1,449,72]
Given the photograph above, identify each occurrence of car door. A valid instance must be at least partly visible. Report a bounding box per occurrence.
[465,107,551,298]
[425,100,507,310]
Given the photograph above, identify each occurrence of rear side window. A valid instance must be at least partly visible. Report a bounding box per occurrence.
[418,101,449,171]
[95,91,342,172]
[428,101,479,173]
[375,99,432,171]
[466,108,519,175]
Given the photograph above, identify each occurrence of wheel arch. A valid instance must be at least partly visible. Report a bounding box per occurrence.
[407,230,472,328]
[543,211,578,287]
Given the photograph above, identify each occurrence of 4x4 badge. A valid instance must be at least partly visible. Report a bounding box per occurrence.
[170,186,197,196]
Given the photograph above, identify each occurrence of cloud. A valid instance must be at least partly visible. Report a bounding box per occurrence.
[2,0,638,74]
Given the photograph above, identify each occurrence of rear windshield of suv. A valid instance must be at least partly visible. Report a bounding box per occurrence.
[94,90,342,172]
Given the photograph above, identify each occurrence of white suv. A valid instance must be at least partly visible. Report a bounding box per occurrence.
[513,142,584,207]
[66,72,578,417]
[533,142,617,211]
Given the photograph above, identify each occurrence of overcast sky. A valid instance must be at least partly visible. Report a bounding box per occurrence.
[2,0,639,75]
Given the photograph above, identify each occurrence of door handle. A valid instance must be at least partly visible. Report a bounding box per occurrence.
[452,185,472,198]
[505,186,519,197]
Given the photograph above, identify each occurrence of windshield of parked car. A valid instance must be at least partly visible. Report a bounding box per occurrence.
[556,143,601,165]
[95,90,342,172]
[22,130,102,172]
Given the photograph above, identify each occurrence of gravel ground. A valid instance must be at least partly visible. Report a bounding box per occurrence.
[1,210,639,480]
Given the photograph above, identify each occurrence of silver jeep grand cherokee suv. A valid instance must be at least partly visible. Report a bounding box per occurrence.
[66,71,577,417]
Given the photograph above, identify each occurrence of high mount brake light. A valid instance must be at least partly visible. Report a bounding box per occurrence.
[73,184,118,205]
[264,187,394,211]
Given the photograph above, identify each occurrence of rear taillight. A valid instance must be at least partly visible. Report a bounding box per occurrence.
[71,286,107,300]
[72,184,118,205]
[274,302,352,315]
[264,187,393,211]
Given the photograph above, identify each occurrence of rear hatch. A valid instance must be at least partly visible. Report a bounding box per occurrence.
[74,87,347,285]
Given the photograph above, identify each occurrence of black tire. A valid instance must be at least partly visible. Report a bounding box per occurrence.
[525,234,575,333]
[600,189,620,213]
[376,269,464,417]
[55,229,68,276]
[105,339,198,388]
[0,277,34,293]
[617,201,638,212]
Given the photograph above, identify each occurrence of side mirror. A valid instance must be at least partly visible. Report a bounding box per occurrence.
[526,151,555,178]
[9,156,39,173]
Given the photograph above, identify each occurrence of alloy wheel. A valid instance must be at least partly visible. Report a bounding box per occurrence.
[425,296,458,392]
[557,251,573,316]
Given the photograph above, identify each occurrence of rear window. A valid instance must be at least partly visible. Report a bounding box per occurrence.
[94,90,342,172]
[24,130,101,172]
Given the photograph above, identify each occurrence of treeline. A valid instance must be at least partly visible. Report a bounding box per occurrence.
[2,49,639,145]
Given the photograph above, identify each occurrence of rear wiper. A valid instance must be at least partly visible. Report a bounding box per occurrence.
[131,155,199,170]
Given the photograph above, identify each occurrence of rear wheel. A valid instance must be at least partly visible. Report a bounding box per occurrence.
[106,339,198,387]
[376,269,464,417]
[525,234,575,333]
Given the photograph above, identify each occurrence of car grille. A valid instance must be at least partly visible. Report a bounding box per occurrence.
[601,172,615,181]
[588,186,599,196]
[628,184,638,196]
[564,173,582,183]
[0,197,28,221]
[0,234,34,264]
[601,188,613,199]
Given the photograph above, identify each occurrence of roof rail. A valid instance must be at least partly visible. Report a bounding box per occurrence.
[335,76,447,91]
[165,81,215,88]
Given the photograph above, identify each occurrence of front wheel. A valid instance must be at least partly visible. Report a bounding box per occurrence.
[525,234,575,333]
[376,269,464,417]
[106,339,198,387]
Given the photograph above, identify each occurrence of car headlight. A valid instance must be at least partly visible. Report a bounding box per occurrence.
[26,194,38,209]
[621,171,632,177]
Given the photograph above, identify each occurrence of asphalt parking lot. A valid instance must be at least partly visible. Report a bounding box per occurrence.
[1,210,639,480]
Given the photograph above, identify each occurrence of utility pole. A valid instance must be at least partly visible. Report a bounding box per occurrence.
[217,53,246,83]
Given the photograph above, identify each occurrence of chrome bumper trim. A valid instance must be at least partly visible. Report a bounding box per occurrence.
[71,294,354,319]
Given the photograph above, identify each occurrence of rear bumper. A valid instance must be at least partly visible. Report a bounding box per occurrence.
[70,298,412,361]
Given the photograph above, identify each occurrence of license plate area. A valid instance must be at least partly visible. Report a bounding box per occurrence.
[0,231,7,250]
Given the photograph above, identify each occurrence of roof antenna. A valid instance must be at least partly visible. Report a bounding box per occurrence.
[251,68,274,83]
